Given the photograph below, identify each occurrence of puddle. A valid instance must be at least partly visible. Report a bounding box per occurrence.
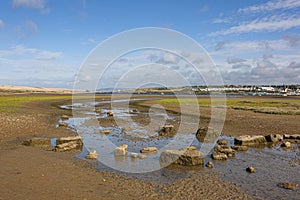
[60,99,300,200]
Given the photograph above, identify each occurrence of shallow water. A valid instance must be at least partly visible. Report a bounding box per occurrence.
[60,99,300,200]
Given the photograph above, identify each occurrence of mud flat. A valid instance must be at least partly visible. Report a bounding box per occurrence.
[0,94,299,199]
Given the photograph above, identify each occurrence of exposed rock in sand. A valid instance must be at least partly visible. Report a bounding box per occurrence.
[140,147,158,153]
[283,134,300,140]
[217,139,228,146]
[107,111,114,116]
[100,129,110,134]
[23,137,51,147]
[281,141,291,148]
[114,144,128,156]
[56,136,82,145]
[160,149,204,166]
[55,141,82,152]
[205,161,214,168]
[86,150,99,160]
[265,134,283,143]
[196,126,218,143]
[246,166,256,173]
[214,145,235,157]
[232,145,248,151]
[211,152,228,160]
[61,115,70,121]
[278,182,298,190]
[158,125,175,137]
[234,135,267,146]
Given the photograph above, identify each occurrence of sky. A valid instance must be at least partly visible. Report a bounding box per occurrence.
[0,0,300,88]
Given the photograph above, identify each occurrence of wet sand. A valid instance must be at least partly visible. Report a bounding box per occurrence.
[0,94,299,199]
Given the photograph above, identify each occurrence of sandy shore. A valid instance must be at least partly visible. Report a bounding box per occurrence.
[1,94,299,199]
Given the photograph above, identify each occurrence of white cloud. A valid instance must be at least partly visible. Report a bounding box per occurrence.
[210,15,300,36]
[238,0,300,13]
[12,0,50,14]
[80,38,97,45]
[0,19,4,29]
[13,0,45,9]
[13,20,38,40]
[0,45,64,61]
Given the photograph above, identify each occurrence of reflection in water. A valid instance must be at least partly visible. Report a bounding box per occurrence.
[64,100,299,200]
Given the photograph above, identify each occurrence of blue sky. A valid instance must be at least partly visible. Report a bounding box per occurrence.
[0,0,300,88]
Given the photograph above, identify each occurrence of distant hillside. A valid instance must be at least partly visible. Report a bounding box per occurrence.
[0,85,73,94]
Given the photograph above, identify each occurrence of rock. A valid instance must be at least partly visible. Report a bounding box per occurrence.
[234,135,267,146]
[281,141,291,148]
[100,130,110,134]
[214,145,235,157]
[246,166,256,173]
[129,108,138,113]
[138,154,147,159]
[217,139,228,146]
[180,146,197,151]
[205,161,214,168]
[114,144,128,156]
[86,150,99,159]
[140,147,158,153]
[160,149,204,166]
[232,145,248,151]
[23,137,51,147]
[55,136,82,151]
[55,141,81,152]
[58,122,68,127]
[107,111,113,116]
[196,127,218,143]
[56,136,82,145]
[265,134,283,143]
[283,134,300,140]
[278,182,298,190]
[61,115,69,120]
[158,125,175,136]
[211,152,228,160]
[130,152,139,158]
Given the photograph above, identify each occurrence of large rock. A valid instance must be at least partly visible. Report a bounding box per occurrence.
[217,139,228,146]
[211,152,228,160]
[158,125,175,136]
[214,145,235,157]
[265,134,283,143]
[140,147,158,153]
[23,137,51,147]
[55,141,82,152]
[160,149,204,166]
[56,136,82,146]
[196,127,218,143]
[232,145,248,151]
[281,141,291,148]
[234,135,267,146]
[55,136,82,152]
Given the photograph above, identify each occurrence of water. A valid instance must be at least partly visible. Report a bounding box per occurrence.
[60,98,300,200]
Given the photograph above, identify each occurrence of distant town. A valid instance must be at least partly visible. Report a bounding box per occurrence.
[98,85,300,96]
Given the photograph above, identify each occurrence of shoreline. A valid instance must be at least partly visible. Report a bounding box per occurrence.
[1,94,299,199]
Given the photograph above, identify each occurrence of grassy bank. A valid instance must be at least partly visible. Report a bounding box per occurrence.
[0,95,71,113]
[155,97,300,115]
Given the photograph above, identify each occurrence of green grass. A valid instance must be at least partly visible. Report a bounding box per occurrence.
[0,95,71,113]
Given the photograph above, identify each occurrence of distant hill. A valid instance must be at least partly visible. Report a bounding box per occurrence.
[0,85,73,94]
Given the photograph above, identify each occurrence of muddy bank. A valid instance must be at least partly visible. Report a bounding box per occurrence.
[0,95,253,200]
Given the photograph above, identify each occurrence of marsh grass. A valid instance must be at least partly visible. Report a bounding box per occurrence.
[156,98,300,115]
[0,96,71,113]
